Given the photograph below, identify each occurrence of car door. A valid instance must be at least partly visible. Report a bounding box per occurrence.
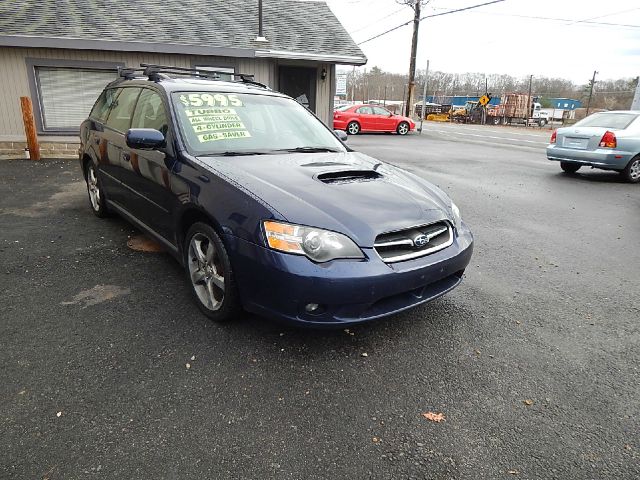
[373,106,396,131]
[121,87,177,240]
[102,87,142,208]
[355,106,376,131]
[85,87,119,191]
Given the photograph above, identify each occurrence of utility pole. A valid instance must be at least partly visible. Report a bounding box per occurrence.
[405,0,421,117]
[527,74,533,127]
[586,70,598,115]
[419,60,429,134]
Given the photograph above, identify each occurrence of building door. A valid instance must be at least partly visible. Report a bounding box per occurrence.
[278,66,317,113]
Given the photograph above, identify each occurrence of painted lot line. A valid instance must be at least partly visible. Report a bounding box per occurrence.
[429,129,549,145]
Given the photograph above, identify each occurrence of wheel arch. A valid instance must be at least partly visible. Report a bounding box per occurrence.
[177,207,226,253]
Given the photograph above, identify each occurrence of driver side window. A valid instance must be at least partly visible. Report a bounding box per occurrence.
[373,107,391,116]
[131,89,169,136]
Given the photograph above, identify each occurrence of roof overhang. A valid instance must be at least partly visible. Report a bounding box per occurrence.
[255,49,367,65]
[0,35,256,58]
[0,35,367,66]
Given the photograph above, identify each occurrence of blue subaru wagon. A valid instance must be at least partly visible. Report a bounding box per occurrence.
[79,65,473,327]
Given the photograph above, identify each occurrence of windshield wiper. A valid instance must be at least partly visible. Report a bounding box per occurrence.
[216,150,272,156]
[275,147,342,153]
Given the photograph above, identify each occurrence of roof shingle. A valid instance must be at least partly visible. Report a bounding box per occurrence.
[0,0,366,64]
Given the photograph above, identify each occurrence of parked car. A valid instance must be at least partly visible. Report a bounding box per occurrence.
[333,104,415,135]
[79,65,473,327]
[546,111,640,183]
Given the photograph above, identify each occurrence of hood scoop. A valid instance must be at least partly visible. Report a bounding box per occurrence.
[317,170,383,185]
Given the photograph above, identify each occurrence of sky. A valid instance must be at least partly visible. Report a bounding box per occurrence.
[324,0,640,83]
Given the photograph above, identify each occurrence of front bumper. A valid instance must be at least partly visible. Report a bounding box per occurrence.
[546,145,633,170]
[225,223,473,327]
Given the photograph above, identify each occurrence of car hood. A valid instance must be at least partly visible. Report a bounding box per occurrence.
[197,151,453,247]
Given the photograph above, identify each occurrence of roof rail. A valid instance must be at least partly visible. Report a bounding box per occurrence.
[117,66,146,80]
[138,64,269,89]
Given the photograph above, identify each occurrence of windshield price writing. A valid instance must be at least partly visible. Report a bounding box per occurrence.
[179,93,244,108]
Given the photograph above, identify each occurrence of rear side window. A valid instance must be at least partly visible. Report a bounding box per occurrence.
[576,113,638,130]
[131,89,169,135]
[90,89,119,122]
[106,87,142,132]
[357,106,373,114]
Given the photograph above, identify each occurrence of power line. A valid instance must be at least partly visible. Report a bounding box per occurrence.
[436,8,640,28]
[349,6,408,35]
[357,0,506,45]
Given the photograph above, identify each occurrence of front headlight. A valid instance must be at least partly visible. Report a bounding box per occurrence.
[451,202,462,231]
[263,220,364,262]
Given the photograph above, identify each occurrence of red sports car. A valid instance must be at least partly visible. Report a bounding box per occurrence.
[333,104,415,135]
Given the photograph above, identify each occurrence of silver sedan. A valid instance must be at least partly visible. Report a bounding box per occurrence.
[546,111,640,183]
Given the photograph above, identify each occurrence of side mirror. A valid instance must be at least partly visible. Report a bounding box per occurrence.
[126,128,165,150]
[333,129,348,142]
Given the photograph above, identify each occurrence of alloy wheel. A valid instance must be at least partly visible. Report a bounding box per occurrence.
[397,122,409,135]
[629,159,640,181]
[87,166,101,212]
[347,122,359,135]
[188,233,225,311]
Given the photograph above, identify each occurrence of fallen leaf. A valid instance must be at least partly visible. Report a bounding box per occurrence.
[475,350,481,355]
[18,389,26,395]
[190,355,196,361]
[361,352,368,357]
[372,437,380,443]
[56,411,62,418]
[624,444,632,450]
[422,411,445,422]
[186,363,191,369]
[523,399,533,406]
[507,470,519,475]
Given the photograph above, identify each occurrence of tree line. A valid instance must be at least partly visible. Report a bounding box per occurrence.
[344,66,639,110]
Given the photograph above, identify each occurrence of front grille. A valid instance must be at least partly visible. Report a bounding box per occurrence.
[374,221,453,263]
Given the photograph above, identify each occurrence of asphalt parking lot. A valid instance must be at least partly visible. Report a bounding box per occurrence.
[1,123,639,479]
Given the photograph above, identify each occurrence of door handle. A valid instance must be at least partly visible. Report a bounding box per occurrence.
[123,153,131,162]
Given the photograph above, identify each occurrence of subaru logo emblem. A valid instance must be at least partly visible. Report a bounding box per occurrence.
[413,234,430,248]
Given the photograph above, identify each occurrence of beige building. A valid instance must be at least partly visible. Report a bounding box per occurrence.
[0,0,366,159]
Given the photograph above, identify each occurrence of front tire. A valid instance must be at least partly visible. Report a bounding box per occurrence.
[347,121,360,135]
[621,156,640,183]
[560,162,581,173]
[85,162,110,218]
[184,222,242,322]
[396,121,410,135]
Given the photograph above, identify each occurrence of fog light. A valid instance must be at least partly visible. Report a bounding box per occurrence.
[305,303,320,313]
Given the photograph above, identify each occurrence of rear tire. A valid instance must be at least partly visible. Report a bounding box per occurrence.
[621,156,640,183]
[539,119,547,127]
[347,121,360,135]
[560,162,581,173]
[396,121,410,135]
[85,161,110,218]
[184,222,242,322]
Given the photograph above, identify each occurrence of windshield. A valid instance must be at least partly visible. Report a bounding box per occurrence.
[575,112,638,130]
[172,92,347,156]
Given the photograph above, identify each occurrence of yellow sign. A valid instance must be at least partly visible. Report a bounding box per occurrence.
[478,95,490,106]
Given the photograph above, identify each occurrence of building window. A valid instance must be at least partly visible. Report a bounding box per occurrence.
[195,66,234,81]
[34,66,118,132]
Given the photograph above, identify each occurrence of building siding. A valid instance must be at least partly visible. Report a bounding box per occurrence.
[0,46,319,139]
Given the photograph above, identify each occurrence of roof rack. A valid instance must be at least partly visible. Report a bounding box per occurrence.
[135,64,269,89]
